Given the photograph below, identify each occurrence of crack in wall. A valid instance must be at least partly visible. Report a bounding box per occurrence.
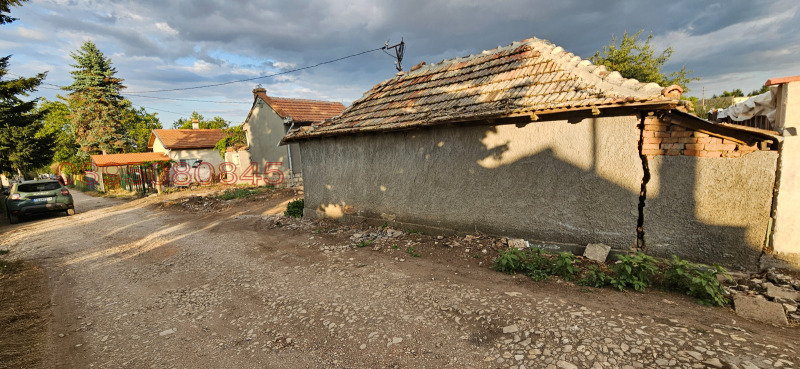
[636,113,650,251]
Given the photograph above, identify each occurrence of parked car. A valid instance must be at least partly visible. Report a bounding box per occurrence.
[4,179,75,224]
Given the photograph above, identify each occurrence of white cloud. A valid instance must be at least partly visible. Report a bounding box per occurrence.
[154,22,178,36]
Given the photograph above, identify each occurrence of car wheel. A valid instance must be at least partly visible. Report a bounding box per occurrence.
[66,208,75,216]
[9,213,19,224]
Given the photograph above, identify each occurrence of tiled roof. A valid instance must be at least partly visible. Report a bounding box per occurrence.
[283,37,676,143]
[254,92,346,123]
[148,129,227,150]
[91,152,171,167]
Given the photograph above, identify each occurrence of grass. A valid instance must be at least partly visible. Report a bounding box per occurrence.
[219,185,273,201]
[356,239,375,248]
[406,246,421,257]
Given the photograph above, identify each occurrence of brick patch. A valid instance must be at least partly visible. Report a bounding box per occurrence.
[641,115,768,158]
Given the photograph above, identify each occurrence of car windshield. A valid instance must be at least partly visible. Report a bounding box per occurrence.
[18,182,61,192]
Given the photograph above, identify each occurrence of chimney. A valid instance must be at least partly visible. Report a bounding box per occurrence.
[191,119,200,130]
[253,86,266,98]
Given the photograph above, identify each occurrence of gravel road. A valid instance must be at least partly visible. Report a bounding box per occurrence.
[0,189,797,369]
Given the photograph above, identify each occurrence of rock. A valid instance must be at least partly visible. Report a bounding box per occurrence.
[704,358,723,368]
[583,243,611,262]
[765,284,800,301]
[392,337,402,344]
[655,358,669,366]
[159,328,177,336]
[384,228,403,238]
[508,238,528,250]
[503,324,519,333]
[556,360,578,369]
[733,295,788,326]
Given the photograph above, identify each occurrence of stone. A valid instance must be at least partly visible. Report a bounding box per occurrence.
[556,361,578,369]
[392,337,402,344]
[704,358,723,368]
[583,243,611,262]
[159,328,177,336]
[508,238,529,250]
[733,295,788,326]
[765,284,800,301]
[503,324,519,333]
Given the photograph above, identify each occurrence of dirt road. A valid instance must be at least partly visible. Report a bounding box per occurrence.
[1,189,797,368]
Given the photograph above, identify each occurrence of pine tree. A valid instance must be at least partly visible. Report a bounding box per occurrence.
[591,30,699,92]
[0,0,54,176]
[65,41,127,155]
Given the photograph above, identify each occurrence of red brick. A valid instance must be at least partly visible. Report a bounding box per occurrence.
[685,143,705,150]
[678,138,698,144]
[709,138,723,144]
[642,137,662,144]
[670,126,686,131]
[642,130,656,138]
[662,137,679,143]
[683,150,702,156]
[723,151,742,158]
[738,144,758,152]
[706,143,737,151]
[696,137,713,144]
[642,143,661,150]
[661,143,684,150]
[699,151,723,158]
[692,132,710,138]
[654,132,671,138]
[665,149,681,156]
[641,149,665,156]
[644,125,668,131]
[671,131,693,138]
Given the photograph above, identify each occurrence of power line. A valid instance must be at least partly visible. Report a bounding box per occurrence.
[129,103,190,116]
[125,46,387,94]
[125,93,250,104]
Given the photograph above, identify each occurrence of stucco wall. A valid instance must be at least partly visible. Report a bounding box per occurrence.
[772,81,800,256]
[644,151,778,270]
[300,116,643,249]
[152,137,224,184]
[246,99,300,187]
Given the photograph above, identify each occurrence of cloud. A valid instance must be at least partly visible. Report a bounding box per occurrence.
[4,0,798,121]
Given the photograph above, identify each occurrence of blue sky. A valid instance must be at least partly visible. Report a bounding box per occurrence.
[2,0,798,125]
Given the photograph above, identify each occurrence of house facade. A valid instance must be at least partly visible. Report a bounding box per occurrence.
[229,88,344,186]
[148,127,227,185]
[283,37,792,271]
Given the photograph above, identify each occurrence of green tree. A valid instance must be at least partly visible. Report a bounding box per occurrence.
[591,30,699,92]
[0,0,54,176]
[37,98,77,164]
[64,40,127,155]
[121,105,162,152]
[172,111,230,129]
[720,89,744,98]
[749,85,769,96]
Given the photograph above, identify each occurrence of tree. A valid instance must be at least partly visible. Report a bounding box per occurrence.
[121,105,162,152]
[749,85,770,96]
[0,0,54,176]
[64,41,127,155]
[172,111,230,129]
[37,98,77,164]
[591,30,699,92]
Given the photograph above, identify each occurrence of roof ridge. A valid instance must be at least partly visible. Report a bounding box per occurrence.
[259,93,344,105]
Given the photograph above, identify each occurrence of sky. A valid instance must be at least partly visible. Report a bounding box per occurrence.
[2,0,798,125]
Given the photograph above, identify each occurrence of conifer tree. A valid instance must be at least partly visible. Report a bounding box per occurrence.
[64,41,127,155]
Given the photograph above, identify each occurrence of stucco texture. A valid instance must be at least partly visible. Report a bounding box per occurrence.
[772,81,800,256]
[300,116,643,249]
[246,100,300,187]
[644,151,778,270]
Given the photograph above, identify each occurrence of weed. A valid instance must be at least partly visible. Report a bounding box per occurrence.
[473,254,482,259]
[406,246,421,257]
[407,229,420,234]
[284,198,304,218]
[380,222,388,229]
[356,239,375,248]
[523,248,553,280]
[551,252,579,281]
[579,266,611,288]
[220,186,271,201]
[493,248,527,274]
[391,245,399,250]
[610,252,659,292]
[663,255,730,306]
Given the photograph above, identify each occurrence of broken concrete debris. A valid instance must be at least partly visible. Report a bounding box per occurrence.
[732,295,788,326]
[583,243,611,262]
[728,268,800,324]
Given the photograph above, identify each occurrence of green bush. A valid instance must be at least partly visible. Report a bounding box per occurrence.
[219,185,273,200]
[284,198,304,218]
[551,252,579,281]
[663,255,730,306]
[579,266,610,288]
[610,252,658,292]
[493,248,527,274]
[524,248,553,281]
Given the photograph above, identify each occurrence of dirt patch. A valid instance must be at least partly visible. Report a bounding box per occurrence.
[0,261,50,369]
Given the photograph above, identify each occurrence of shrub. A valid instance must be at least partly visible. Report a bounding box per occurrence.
[610,252,658,292]
[284,198,304,218]
[663,255,730,306]
[579,266,611,288]
[493,248,527,274]
[551,252,579,281]
[524,248,553,281]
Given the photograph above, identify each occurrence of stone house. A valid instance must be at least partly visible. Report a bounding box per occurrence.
[282,36,797,271]
[227,88,345,186]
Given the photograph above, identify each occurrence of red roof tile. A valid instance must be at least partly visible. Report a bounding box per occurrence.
[254,92,345,123]
[283,37,675,143]
[148,129,227,150]
[91,152,171,167]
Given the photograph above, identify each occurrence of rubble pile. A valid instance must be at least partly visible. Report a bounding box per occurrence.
[727,268,800,325]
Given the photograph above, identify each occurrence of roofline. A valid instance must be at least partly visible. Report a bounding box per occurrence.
[282,100,679,144]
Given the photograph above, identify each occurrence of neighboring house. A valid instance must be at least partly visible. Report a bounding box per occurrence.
[283,36,795,271]
[148,126,227,185]
[89,152,171,193]
[229,87,344,186]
